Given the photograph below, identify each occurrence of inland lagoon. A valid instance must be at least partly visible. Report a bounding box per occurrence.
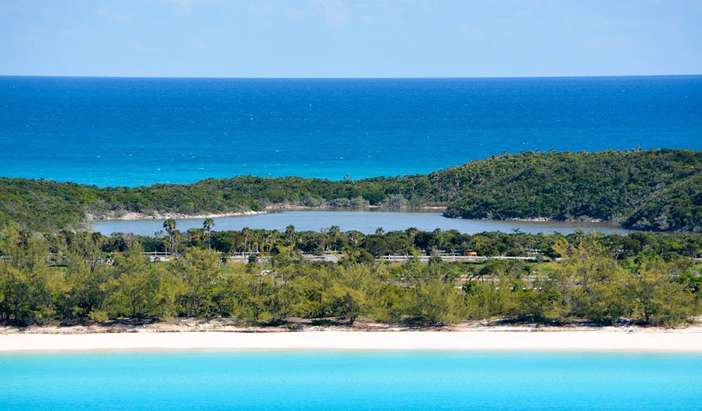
[91,210,631,236]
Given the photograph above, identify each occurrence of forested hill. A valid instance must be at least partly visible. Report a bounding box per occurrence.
[436,150,702,231]
[1,149,701,232]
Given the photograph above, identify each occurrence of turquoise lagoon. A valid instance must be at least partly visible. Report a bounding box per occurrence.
[1,351,700,410]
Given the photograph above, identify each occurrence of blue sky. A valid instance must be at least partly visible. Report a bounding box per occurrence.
[2,0,701,77]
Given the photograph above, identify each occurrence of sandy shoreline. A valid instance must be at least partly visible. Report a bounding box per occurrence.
[87,210,267,221]
[87,205,449,222]
[2,328,702,353]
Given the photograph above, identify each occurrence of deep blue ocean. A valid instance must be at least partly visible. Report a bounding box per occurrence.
[1,75,701,186]
[2,351,701,410]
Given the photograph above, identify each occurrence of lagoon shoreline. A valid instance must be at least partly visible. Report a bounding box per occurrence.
[3,323,702,353]
[86,205,448,222]
[90,209,630,236]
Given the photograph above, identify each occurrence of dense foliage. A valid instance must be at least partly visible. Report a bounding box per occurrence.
[623,174,702,232]
[1,225,700,327]
[440,150,702,231]
[1,149,701,232]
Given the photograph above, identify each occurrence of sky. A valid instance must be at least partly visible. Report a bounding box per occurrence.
[1,0,701,78]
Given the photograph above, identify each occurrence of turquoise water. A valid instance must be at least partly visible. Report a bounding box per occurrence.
[92,210,631,236]
[2,75,701,186]
[1,351,700,410]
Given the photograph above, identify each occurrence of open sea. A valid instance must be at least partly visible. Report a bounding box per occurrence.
[2,351,701,411]
[1,75,701,186]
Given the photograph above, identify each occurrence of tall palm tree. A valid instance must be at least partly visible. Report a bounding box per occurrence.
[327,225,341,252]
[285,225,296,247]
[242,227,252,254]
[348,230,363,248]
[203,218,214,249]
[163,218,177,254]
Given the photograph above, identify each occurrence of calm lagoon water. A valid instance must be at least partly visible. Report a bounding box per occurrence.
[91,210,631,236]
[1,351,700,410]
[2,75,701,186]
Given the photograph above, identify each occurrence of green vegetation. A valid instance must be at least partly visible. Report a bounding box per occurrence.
[623,174,702,232]
[1,149,701,232]
[1,225,700,327]
[441,150,702,231]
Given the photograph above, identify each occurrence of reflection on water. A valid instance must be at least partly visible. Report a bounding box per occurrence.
[92,211,631,236]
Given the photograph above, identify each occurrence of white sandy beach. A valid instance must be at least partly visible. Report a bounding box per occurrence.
[87,204,449,222]
[87,210,266,221]
[2,329,702,353]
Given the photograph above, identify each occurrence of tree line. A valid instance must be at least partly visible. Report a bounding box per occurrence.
[96,222,702,261]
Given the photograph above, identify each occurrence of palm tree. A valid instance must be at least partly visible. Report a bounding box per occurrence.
[327,225,341,252]
[163,218,177,254]
[285,225,296,247]
[242,227,252,254]
[203,218,214,249]
[261,231,273,253]
[348,230,363,248]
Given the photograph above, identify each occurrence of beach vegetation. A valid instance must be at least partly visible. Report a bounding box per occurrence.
[1,226,700,328]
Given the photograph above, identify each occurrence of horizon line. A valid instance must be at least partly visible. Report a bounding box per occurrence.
[1,73,701,81]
